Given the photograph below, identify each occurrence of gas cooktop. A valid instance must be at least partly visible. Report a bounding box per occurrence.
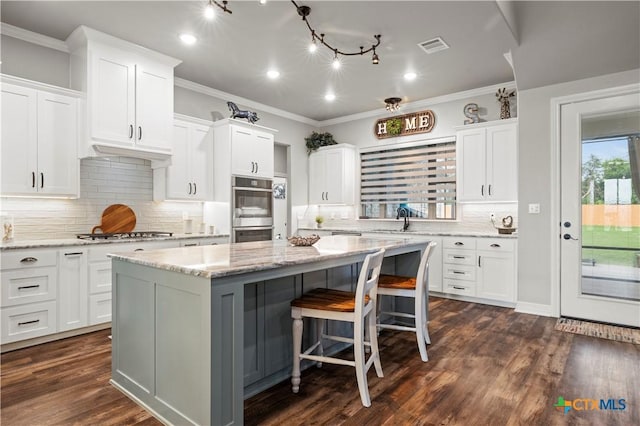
[76,231,174,240]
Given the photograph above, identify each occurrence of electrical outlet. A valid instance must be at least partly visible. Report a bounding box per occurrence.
[528,203,540,214]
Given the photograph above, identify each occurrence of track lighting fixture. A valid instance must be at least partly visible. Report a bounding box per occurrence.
[292,0,382,66]
[385,97,402,112]
[205,0,232,16]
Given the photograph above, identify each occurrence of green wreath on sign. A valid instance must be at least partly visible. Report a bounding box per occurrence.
[387,118,402,136]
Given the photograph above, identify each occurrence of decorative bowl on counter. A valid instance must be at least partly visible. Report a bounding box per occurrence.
[288,234,320,246]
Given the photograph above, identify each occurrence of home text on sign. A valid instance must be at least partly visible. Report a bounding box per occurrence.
[375,110,436,139]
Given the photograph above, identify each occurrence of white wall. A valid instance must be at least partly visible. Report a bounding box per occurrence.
[517,68,640,308]
[0,35,69,88]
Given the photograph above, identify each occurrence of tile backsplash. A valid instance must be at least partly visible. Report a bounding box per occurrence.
[0,157,204,240]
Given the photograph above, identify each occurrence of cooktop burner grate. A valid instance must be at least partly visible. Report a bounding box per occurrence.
[76,231,174,240]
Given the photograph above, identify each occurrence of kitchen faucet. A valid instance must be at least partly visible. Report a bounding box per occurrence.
[396,207,410,231]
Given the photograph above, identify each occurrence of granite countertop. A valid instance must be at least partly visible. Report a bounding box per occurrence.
[0,233,230,250]
[298,226,518,239]
[109,235,428,279]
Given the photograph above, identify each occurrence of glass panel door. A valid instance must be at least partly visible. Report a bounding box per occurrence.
[560,92,640,327]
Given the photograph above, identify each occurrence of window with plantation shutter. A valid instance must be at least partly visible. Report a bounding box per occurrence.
[360,139,457,220]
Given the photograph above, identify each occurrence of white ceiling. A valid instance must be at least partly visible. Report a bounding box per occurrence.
[1,1,638,122]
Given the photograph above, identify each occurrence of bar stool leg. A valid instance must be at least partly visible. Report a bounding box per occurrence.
[368,310,384,378]
[353,319,371,407]
[315,318,324,367]
[291,315,303,392]
[415,290,428,362]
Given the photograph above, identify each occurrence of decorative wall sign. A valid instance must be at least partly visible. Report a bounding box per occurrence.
[374,110,435,139]
[463,103,480,124]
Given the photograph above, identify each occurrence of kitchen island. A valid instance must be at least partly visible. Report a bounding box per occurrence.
[109,236,430,426]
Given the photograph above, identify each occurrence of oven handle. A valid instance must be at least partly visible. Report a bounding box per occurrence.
[233,226,274,231]
[232,186,273,193]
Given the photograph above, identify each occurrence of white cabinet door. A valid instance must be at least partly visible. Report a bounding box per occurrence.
[324,148,345,203]
[486,124,518,202]
[427,237,443,292]
[477,251,515,302]
[58,249,88,332]
[191,124,212,200]
[308,150,325,204]
[231,126,256,176]
[37,92,78,196]
[91,48,136,146]
[457,128,486,201]
[166,121,191,199]
[1,84,38,195]
[135,62,173,152]
[231,126,274,178]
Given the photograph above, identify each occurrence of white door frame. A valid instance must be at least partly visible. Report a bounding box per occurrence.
[550,83,640,318]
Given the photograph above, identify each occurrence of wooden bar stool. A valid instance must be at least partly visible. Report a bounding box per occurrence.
[377,241,436,362]
[290,249,385,407]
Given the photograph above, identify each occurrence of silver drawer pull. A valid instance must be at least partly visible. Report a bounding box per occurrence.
[18,284,40,290]
[452,256,466,259]
[454,242,464,246]
[183,243,198,247]
[490,244,501,248]
[65,252,83,256]
[20,257,38,263]
[18,319,40,326]
[452,271,465,274]
[134,248,144,252]
[452,286,466,290]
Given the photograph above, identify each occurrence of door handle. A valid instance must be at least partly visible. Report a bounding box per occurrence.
[188,182,192,195]
[32,172,36,188]
[481,185,484,196]
[488,184,492,196]
[138,126,142,140]
[40,172,44,189]
[563,234,579,241]
[129,125,134,139]
[251,162,255,173]
[255,162,258,174]
[193,182,197,195]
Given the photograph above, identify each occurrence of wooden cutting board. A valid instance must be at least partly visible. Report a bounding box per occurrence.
[91,204,136,234]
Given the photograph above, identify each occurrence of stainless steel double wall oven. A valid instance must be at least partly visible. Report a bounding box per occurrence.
[232,176,273,242]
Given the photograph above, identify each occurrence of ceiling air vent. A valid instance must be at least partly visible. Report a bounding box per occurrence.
[418,37,449,54]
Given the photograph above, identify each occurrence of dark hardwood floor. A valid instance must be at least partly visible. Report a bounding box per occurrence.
[2,297,638,425]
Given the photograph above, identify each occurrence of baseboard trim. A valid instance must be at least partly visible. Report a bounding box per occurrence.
[1,323,111,353]
[515,301,555,317]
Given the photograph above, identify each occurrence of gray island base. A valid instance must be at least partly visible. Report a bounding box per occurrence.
[110,236,430,425]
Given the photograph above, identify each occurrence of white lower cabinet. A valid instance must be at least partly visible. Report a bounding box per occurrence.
[442,236,516,303]
[477,239,516,302]
[58,248,88,332]
[0,249,59,344]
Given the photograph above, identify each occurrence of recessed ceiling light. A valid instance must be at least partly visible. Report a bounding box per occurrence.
[404,72,417,81]
[204,4,215,20]
[325,93,336,101]
[267,70,280,79]
[259,0,267,4]
[179,33,197,45]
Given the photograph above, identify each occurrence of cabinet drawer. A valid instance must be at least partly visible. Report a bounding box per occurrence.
[1,301,57,344]
[88,241,177,262]
[443,237,476,250]
[1,250,57,270]
[89,293,112,325]
[443,264,476,281]
[443,280,477,297]
[477,239,515,252]
[443,249,476,265]
[89,261,112,294]
[1,266,57,307]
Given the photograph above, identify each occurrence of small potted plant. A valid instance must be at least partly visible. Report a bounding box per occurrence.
[305,131,337,155]
[315,215,324,229]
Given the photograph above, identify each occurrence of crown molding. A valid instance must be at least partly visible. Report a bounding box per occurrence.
[174,78,321,127]
[319,81,518,127]
[0,23,69,53]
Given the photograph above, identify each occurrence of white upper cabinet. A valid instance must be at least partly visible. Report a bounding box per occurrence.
[230,125,275,178]
[1,80,79,197]
[66,26,180,166]
[456,119,518,202]
[154,115,213,201]
[308,144,357,205]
